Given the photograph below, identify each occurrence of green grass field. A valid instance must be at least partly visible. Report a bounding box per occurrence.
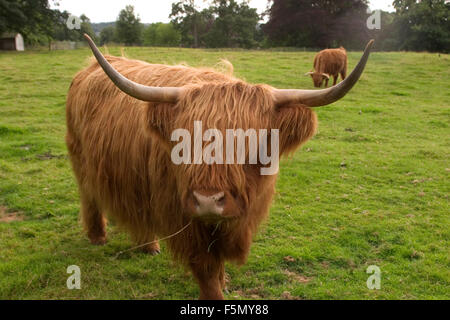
[0,46,449,299]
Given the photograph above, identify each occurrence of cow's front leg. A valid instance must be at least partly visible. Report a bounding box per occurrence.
[333,75,338,86]
[190,259,224,300]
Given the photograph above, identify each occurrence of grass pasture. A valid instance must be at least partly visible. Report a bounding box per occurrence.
[0,47,449,299]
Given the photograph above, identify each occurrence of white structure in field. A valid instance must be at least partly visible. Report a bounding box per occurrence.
[0,33,25,51]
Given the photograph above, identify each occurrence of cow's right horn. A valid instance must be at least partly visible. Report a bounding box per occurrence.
[273,40,374,107]
[84,34,181,103]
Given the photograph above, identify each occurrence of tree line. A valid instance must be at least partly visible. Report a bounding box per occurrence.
[0,0,448,52]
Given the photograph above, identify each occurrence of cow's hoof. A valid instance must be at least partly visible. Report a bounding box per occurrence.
[148,249,161,256]
[142,241,160,255]
[89,236,107,245]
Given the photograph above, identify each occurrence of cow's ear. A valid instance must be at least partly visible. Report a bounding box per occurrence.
[143,102,180,152]
[272,104,317,156]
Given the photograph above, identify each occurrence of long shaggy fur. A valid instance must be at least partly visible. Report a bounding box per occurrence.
[66,55,317,299]
[311,47,348,87]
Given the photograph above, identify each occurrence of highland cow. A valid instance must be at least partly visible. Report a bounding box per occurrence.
[306,47,348,88]
[66,34,373,299]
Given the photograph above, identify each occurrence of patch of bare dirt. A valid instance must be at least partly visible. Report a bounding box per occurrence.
[232,285,267,299]
[281,291,301,300]
[0,206,23,223]
[283,269,311,284]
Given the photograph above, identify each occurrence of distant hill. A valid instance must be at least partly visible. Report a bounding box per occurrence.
[91,22,115,35]
[91,22,152,36]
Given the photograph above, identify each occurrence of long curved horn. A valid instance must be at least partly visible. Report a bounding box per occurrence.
[83,34,181,103]
[273,40,374,107]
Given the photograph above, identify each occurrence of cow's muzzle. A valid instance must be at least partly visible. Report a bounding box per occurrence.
[188,190,239,221]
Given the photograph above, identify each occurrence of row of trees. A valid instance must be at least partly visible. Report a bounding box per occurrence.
[0,0,97,44]
[264,0,449,52]
[111,0,449,51]
[170,0,261,48]
[0,1,179,47]
[0,0,448,52]
[384,0,449,52]
[264,0,371,49]
[99,1,261,48]
[98,6,181,46]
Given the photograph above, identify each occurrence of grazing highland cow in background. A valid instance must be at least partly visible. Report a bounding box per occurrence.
[66,34,373,299]
[306,47,348,88]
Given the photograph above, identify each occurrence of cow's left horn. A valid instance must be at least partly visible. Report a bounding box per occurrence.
[83,34,181,103]
[273,40,374,107]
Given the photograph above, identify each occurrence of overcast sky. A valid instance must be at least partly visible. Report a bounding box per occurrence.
[51,0,395,23]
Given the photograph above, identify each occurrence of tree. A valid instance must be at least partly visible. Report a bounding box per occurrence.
[0,0,57,43]
[143,23,159,46]
[79,14,96,41]
[0,0,97,45]
[369,10,397,51]
[52,11,96,43]
[155,23,181,46]
[264,0,370,49]
[204,0,260,48]
[170,0,214,47]
[52,10,78,41]
[143,23,181,46]
[100,26,116,45]
[391,0,449,52]
[171,0,261,48]
[115,5,143,45]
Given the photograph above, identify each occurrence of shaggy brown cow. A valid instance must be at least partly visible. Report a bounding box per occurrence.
[306,47,348,88]
[66,34,373,299]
